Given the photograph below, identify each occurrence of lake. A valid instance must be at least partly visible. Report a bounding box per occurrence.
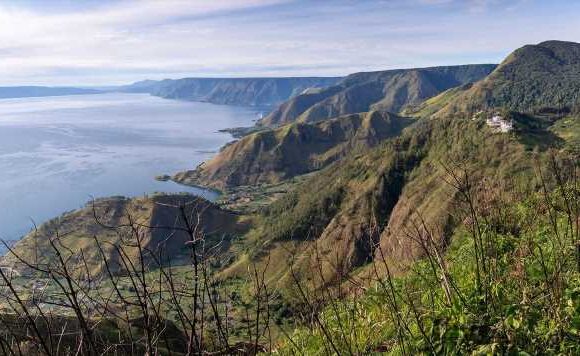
[0,93,259,241]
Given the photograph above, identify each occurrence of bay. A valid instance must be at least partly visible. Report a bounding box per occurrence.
[0,93,259,241]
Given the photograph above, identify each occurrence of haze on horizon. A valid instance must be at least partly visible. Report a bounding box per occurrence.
[1,0,579,86]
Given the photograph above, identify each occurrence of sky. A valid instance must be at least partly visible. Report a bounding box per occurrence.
[0,0,579,86]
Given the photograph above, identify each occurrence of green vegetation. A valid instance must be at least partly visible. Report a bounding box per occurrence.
[551,115,580,154]
[215,173,315,214]
[277,168,580,354]
[236,109,569,289]
[402,84,471,118]
[0,40,579,355]
[2,193,246,277]
[432,41,580,118]
[173,111,415,190]
[261,64,496,126]
[0,194,270,355]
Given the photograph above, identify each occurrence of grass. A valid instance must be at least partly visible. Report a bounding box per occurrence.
[401,85,466,118]
[215,173,315,214]
[0,262,295,348]
[551,115,580,153]
[277,180,580,354]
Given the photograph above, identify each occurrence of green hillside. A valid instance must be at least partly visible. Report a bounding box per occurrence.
[2,194,248,277]
[225,110,577,288]
[174,111,414,190]
[260,64,496,127]
[210,42,580,333]
[277,174,580,354]
[426,41,580,117]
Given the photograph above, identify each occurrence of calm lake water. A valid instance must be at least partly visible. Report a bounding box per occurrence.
[0,93,259,241]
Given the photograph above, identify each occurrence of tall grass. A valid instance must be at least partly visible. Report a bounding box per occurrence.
[278,157,579,355]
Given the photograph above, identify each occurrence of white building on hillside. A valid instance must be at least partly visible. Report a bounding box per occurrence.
[486,114,513,133]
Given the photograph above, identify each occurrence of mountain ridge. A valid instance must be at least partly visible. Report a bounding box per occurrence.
[259,64,497,126]
[121,77,341,106]
[173,111,414,190]
[427,40,580,117]
[1,194,247,277]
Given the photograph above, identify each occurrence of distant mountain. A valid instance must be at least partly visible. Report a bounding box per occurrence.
[0,86,101,99]
[428,41,580,116]
[121,77,342,106]
[259,64,497,126]
[173,111,413,190]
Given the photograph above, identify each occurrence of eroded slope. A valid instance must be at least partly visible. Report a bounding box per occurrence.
[174,111,414,190]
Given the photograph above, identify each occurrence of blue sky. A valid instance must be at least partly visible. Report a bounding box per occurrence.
[0,0,579,85]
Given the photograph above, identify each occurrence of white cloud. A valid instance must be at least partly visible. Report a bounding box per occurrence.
[0,0,288,84]
[0,0,577,85]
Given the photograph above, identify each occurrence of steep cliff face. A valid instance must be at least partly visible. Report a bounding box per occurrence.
[173,111,414,190]
[123,77,341,106]
[259,86,344,127]
[259,64,497,126]
[2,194,247,276]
